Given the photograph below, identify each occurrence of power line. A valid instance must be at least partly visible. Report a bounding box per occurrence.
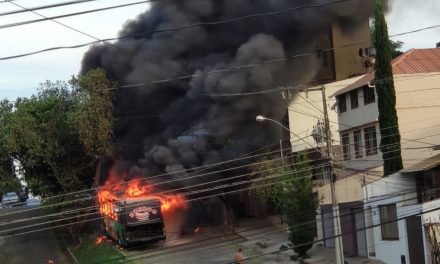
[224,203,440,264]
[0,164,423,238]
[0,0,437,63]
[0,1,153,29]
[0,150,428,230]
[98,183,433,263]
[0,112,430,218]
[0,131,429,220]
[205,72,440,97]
[0,0,352,31]
[0,0,98,16]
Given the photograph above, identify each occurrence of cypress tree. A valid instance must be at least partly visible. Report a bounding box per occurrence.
[374,0,403,175]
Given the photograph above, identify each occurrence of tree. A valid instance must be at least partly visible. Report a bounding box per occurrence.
[374,0,403,176]
[0,99,22,195]
[370,21,404,59]
[252,152,319,257]
[0,69,115,197]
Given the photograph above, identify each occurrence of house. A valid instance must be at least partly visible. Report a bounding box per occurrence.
[333,48,440,170]
[364,154,440,264]
[296,47,440,258]
[324,47,440,261]
[285,18,374,257]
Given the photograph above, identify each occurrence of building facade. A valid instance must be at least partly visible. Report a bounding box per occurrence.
[364,155,440,264]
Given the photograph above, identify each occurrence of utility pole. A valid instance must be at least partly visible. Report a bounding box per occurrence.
[321,85,345,264]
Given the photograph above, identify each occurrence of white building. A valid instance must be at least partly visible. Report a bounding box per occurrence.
[332,48,440,171]
[330,48,440,263]
[307,47,440,258]
[364,154,440,264]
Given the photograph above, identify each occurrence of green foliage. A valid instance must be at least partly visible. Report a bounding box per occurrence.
[0,69,115,197]
[0,100,22,195]
[252,153,319,256]
[370,20,404,59]
[374,0,403,175]
[0,175,22,195]
[69,69,116,157]
[72,238,132,264]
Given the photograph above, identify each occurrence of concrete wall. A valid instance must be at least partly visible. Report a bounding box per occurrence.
[316,166,382,205]
[394,73,440,167]
[332,20,372,81]
[338,87,379,131]
[363,172,439,264]
[364,173,416,264]
[288,76,364,153]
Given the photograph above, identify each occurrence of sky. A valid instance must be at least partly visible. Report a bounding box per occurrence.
[0,0,439,100]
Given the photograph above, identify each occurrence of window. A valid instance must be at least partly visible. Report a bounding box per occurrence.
[342,133,351,160]
[353,130,362,158]
[350,90,359,109]
[363,86,375,105]
[338,94,347,113]
[379,204,399,240]
[364,126,378,156]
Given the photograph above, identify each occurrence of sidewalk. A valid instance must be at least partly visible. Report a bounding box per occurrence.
[234,217,385,264]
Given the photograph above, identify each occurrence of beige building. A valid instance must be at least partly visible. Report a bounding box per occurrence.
[317,48,440,203]
[332,48,440,183]
[317,48,440,257]
[293,48,440,257]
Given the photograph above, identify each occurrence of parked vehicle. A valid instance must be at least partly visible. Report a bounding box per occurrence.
[101,198,166,247]
[2,192,19,207]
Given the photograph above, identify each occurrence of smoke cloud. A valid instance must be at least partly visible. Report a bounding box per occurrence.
[82,0,384,189]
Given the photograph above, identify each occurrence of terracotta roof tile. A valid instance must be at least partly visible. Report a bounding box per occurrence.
[332,48,440,97]
[393,48,440,74]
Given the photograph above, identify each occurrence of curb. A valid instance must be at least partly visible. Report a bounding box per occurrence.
[67,247,80,264]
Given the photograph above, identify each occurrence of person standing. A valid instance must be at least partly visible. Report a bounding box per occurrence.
[234,248,244,264]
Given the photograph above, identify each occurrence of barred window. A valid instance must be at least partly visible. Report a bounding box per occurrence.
[350,90,359,109]
[338,94,347,113]
[363,86,375,105]
[380,204,399,240]
[364,126,378,156]
[353,130,362,158]
[342,133,351,160]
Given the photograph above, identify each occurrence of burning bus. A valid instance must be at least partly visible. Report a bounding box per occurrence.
[97,176,187,247]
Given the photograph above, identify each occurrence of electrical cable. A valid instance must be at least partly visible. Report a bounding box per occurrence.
[0,135,428,220]
[0,0,98,16]
[1,1,154,29]
[0,4,437,65]
[0,152,429,234]
[223,203,440,264]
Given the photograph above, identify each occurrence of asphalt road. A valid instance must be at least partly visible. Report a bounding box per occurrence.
[0,206,71,264]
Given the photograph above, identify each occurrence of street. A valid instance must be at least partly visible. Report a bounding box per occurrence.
[0,206,71,264]
[123,218,293,264]
[121,217,385,264]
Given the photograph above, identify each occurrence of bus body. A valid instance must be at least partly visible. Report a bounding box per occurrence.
[102,198,166,246]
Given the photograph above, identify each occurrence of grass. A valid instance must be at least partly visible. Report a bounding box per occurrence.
[72,241,134,264]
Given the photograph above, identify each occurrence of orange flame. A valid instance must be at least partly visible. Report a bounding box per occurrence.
[97,175,187,220]
[95,235,106,245]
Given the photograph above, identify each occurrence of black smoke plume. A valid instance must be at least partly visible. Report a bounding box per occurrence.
[82,0,384,190]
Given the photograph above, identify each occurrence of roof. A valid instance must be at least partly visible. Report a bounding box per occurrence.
[401,154,440,173]
[393,48,440,74]
[332,48,440,97]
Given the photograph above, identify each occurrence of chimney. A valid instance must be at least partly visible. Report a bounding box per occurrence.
[437,42,440,48]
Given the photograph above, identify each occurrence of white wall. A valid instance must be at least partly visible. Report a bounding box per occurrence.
[288,76,364,152]
[338,87,379,131]
[364,172,431,264]
[363,166,440,264]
